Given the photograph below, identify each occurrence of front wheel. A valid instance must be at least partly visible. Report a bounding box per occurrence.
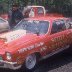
[25,54,37,70]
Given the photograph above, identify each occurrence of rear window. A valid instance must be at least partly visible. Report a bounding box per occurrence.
[37,7,44,14]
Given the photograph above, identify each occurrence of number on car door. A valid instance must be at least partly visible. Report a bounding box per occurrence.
[50,19,70,51]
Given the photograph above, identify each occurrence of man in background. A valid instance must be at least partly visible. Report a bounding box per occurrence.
[9,4,24,29]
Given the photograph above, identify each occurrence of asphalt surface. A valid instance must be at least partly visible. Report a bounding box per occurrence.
[0,48,72,72]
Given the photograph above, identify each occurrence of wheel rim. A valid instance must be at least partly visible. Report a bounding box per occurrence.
[25,54,36,69]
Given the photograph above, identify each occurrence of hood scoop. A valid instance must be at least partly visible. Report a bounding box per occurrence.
[0,29,26,43]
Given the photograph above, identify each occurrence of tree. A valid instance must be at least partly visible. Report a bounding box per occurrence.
[53,0,71,16]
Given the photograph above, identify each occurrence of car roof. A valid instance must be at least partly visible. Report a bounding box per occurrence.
[25,16,67,22]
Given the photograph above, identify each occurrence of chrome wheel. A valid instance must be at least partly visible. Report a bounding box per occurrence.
[25,54,36,70]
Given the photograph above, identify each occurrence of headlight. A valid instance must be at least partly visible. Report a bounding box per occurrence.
[6,52,12,60]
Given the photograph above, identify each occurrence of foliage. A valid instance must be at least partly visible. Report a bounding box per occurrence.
[0,0,72,17]
[0,0,29,14]
[44,0,72,16]
[53,0,72,16]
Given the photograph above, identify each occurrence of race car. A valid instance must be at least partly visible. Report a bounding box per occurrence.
[0,16,71,71]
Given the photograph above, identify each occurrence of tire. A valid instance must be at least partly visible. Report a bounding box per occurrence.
[22,53,39,72]
[21,53,40,72]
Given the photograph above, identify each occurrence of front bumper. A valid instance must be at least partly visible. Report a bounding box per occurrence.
[0,60,21,70]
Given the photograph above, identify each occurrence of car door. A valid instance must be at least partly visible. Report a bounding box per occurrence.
[48,19,70,53]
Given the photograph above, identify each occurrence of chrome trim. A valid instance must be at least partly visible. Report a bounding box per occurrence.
[0,60,22,70]
[0,60,17,64]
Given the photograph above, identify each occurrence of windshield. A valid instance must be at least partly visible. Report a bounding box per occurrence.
[14,20,49,35]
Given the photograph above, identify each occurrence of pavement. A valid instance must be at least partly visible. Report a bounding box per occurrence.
[0,48,72,72]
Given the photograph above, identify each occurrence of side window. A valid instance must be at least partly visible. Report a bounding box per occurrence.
[39,21,49,34]
[51,20,66,34]
[29,8,35,17]
[51,22,58,34]
[66,19,72,29]
[37,7,44,14]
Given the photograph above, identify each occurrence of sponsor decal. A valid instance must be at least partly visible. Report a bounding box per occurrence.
[40,42,44,46]
[40,46,47,52]
[35,43,41,47]
[18,42,44,53]
[18,45,35,53]
[51,35,69,49]
[34,42,44,48]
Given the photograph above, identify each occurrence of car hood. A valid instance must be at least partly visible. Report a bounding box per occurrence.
[0,29,27,54]
[0,39,7,54]
[0,29,39,53]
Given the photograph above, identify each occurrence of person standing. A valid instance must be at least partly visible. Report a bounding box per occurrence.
[9,4,24,29]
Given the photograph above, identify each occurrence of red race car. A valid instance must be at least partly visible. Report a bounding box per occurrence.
[0,16,71,71]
